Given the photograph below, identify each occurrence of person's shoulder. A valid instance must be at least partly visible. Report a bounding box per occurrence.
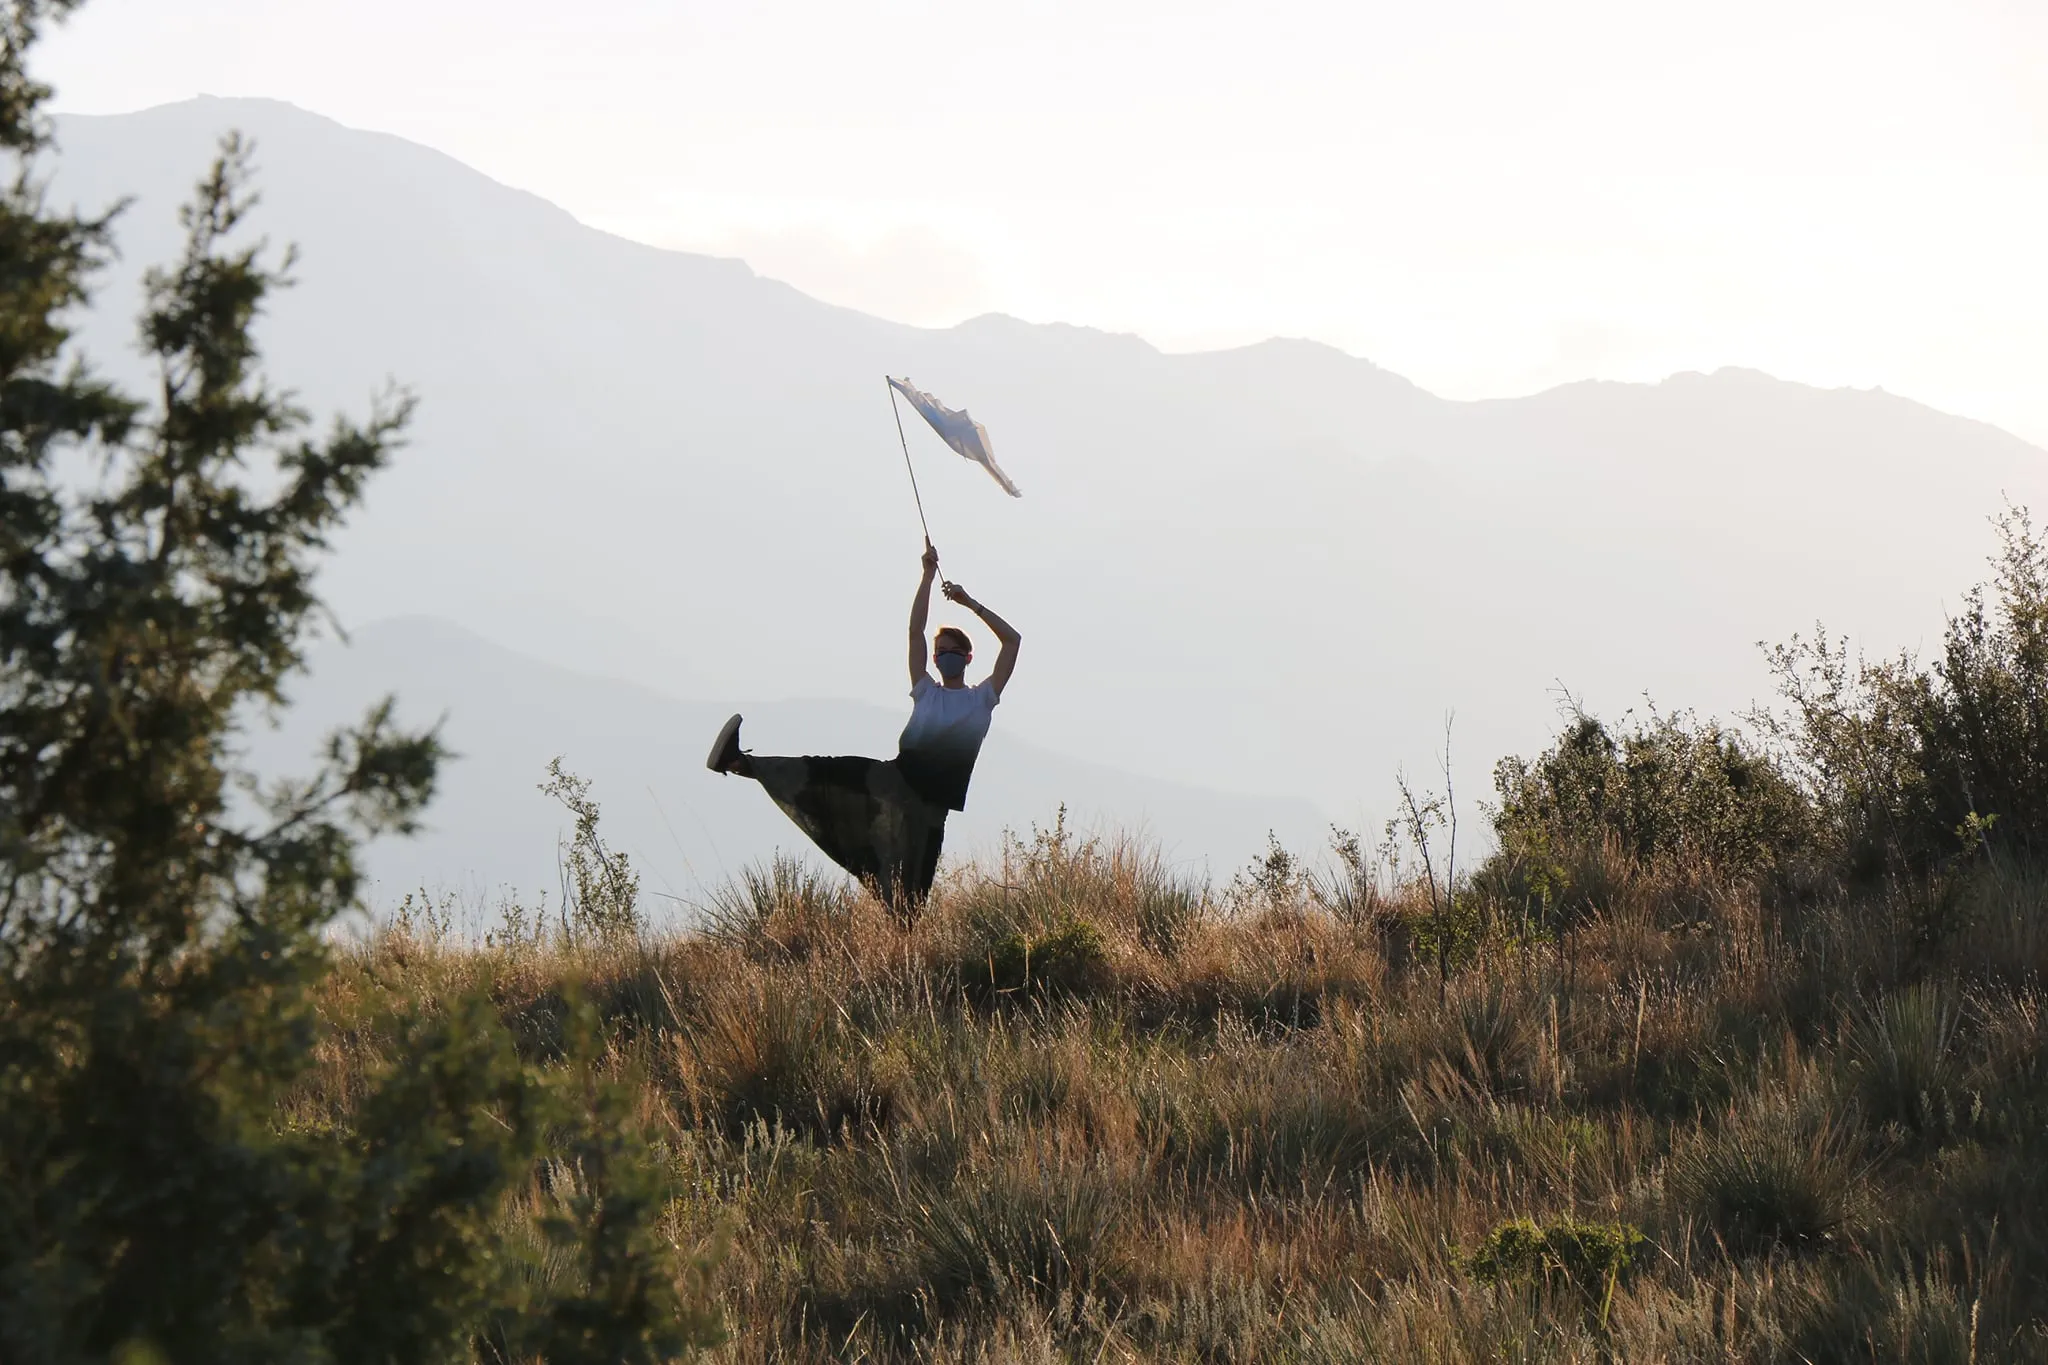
[977,678,1001,706]
[910,672,934,698]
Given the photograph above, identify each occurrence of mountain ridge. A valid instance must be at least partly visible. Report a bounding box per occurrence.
[55,96,2039,451]
[46,95,2048,887]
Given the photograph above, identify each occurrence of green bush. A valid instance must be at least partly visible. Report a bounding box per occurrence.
[1401,888,1487,974]
[1466,1215,1643,1319]
[1483,710,1815,923]
[964,916,1112,1002]
[1762,504,2048,878]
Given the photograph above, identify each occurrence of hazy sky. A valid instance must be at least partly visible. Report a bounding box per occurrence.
[39,0,2048,447]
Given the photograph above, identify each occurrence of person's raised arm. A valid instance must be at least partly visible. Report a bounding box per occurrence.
[941,582,1022,698]
[908,539,939,686]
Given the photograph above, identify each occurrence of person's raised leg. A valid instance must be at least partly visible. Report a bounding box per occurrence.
[706,719,939,916]
[739,751,892,890]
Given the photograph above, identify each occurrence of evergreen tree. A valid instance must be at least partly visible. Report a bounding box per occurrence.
[0,3,717,1357]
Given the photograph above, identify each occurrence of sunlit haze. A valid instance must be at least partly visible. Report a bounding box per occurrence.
[40,0,2048,447]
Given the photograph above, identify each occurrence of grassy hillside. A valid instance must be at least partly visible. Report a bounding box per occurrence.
[312,512,2048,1362]
[330,829,2048,1362]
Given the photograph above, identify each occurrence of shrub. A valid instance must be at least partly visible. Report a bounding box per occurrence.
[964,916,1112,1002]
[1466,1215,1644,1320]
[1945,859,2048,986]
[1484,710,1815,920]
[1309,827,1392,934]
[991,807,1119,930]
[1761,504,2048,878]
[1228,832,1311,915]
[541,758,644,942]
[1401,888,1487,977]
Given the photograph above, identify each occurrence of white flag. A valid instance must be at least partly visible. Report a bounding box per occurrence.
[888,377,1021,498]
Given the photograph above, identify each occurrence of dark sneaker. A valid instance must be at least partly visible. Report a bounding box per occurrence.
[706,713,745,773]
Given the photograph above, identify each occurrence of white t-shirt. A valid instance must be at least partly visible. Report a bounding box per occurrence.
[897,675,999,809]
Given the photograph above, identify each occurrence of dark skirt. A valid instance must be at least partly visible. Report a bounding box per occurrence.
[745,754,948,910]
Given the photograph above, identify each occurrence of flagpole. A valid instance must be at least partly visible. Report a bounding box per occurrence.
[887,377,935,548]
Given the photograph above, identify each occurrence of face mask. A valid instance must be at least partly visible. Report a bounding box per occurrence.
[935,651,969,681]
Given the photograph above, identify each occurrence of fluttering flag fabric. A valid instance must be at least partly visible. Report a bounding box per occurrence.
[887,377,1022,497]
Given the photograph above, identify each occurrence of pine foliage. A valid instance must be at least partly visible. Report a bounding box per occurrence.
[0,4,716,1358]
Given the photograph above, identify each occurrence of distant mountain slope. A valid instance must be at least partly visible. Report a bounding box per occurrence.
[250,618,1330,916]
[53,98,2048,850]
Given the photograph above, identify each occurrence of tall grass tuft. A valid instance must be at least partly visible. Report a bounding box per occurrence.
[1670,1089,1870,1257]
[1843,983,1964,1136]
[700,853,858,958]
[895,1149,1126,1316]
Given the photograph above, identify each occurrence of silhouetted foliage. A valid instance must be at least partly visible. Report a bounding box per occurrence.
[542,756,645,943]
[1481,708,1815,928]
[0,5,716,1357]
[1762,504,2048,878]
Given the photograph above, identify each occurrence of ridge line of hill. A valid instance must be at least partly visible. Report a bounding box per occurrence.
[55,96,2047,448]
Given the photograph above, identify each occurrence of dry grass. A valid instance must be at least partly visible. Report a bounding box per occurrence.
[312,828,2048,1362]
